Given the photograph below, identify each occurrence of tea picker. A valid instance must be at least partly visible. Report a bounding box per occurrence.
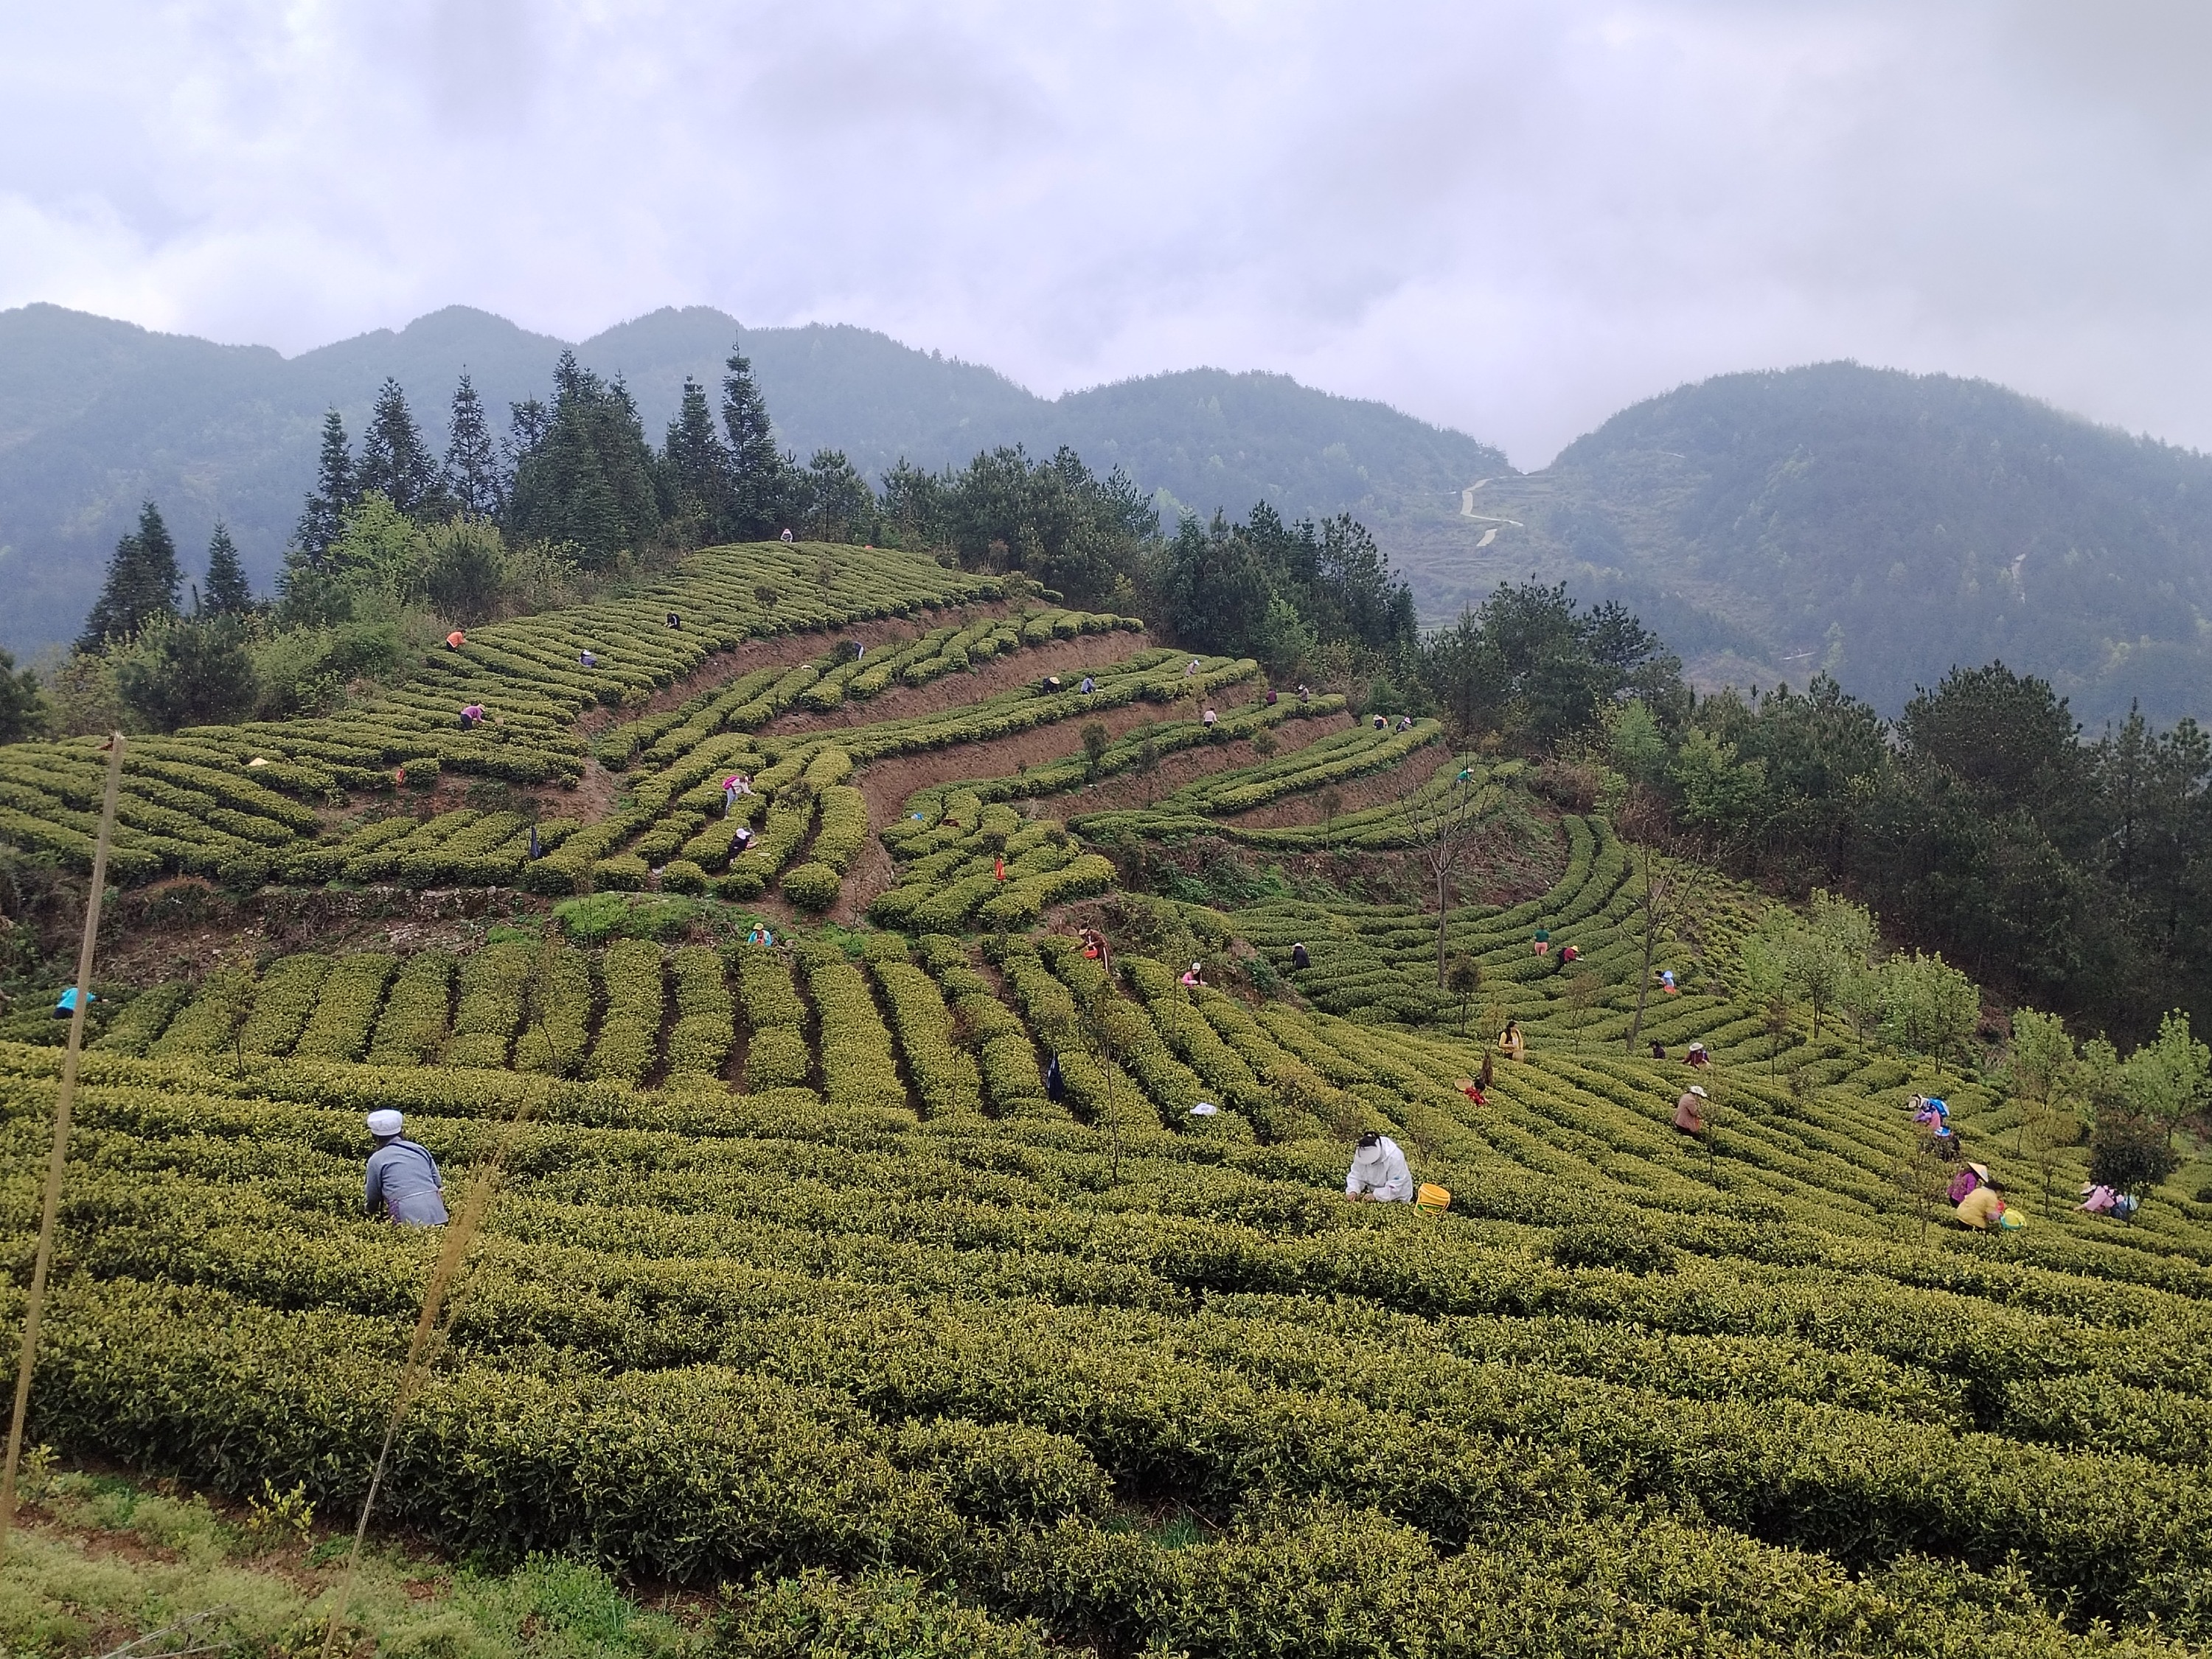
[364,1110,448,1226]
[1345,1131,1414,1203]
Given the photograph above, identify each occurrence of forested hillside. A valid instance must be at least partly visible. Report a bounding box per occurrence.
[0,304,1492,655]
[1437,365,2212,728]
[7,310,2209,729]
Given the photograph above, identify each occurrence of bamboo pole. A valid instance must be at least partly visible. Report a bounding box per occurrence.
[0,731,125,1561]
[318,1065,544,1658]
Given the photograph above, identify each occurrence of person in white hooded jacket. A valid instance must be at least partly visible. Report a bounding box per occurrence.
[1345,1132,1415,1203]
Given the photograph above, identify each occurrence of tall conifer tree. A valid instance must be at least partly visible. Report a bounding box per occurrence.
[358,378,446,518]
[662,376,732,541]
[442,373,504,518]
[0,650,43,744]
[721,344,789,540]
[504,352,662,569]
[202,522,254,616]
[78,501,182,650]
[295,409,356,565]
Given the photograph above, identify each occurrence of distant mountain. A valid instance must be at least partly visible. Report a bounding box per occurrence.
[3,307,2207,727]
[1386,364,2212,727]
[0,302,1498,657]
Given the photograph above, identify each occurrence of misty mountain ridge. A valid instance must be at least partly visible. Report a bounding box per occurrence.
[0,301,1496,658]
[1,302,2206,727]
[1435,364,2212,726]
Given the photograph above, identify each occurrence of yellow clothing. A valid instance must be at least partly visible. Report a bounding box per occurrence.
[1956,1186,2006,1231]
[1498,1032,1525,1061]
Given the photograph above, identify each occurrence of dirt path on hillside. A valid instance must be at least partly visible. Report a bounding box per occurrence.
[765,634,1161,738]
[823,712,1338,923]
[574,602,1010,740]
[1217,742,1449,829]
[1028,713,1357,819]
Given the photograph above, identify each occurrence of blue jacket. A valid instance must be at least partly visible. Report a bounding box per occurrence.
[366,1138,448,1225]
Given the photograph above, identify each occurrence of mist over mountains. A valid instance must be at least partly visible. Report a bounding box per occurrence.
[1,301,2206,728]
[0,303,1494,662]
[1450,366,2212,728]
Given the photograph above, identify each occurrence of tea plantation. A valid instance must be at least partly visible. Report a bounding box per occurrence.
[4,540,2211,1657]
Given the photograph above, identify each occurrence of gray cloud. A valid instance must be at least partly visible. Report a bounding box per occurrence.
[3,0,2208,465]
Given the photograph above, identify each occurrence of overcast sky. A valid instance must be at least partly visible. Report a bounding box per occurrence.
[4,1,2208,467]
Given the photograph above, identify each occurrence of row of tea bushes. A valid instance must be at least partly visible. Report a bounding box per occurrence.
[0,542,1001,883]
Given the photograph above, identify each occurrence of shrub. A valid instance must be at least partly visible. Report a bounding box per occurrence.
[2090,1110,2177,1197]
[780,862,841,911]
[237,954,332,1057]
[366,951,453,1066]
[808,786,869,874]
[746,1025,812,1091]
[592,854,651,891]
[586,939,665,1086]
[92,982,193,1056]
[511,945,592,1077]
[445,942,534,1068]
[667,945,735,1077]
[1549,1221,1677,1276]
[150,967,256,1059]
[555,891,637,947]
[661,859,710,895]
[804,953,906,1113]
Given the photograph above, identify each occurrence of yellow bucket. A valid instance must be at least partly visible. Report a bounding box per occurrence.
[1417,1183,1452,1213]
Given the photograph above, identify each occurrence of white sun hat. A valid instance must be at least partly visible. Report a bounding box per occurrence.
[365,1108,404,1137]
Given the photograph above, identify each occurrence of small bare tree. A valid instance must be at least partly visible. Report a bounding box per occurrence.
[1761,996,1793,1074]
[2016,1091,2077,1218]
[1399,760,1500,989]
[1891,1138,1954,1248]
[1624,844,1682,1056]
[1564,961,1604,1051]
[1445,953,1482,1036]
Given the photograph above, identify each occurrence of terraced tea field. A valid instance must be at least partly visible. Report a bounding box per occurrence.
[4,539,2211,1657]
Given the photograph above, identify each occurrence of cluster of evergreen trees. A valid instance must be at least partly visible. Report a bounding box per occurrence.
[1413,581,1685,749]
[287,347,919,587]
[1590,662,2212,1045]
[1383,581,2208,1043]
[1149,505,1419,680]
[18,503,267,732]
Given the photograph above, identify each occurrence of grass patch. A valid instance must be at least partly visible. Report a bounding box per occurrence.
[1,1465,698,1659]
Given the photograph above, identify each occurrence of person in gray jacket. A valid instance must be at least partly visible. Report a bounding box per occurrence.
[364,1109,448,1225]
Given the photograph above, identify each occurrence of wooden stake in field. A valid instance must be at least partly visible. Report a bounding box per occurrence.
[319,1077,543,1659]
[0,731,125,1563]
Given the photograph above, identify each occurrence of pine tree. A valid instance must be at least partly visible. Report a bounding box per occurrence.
[505,352,663,570]
[202,522,254,616]
[661,376,733,542]
[358,378,446,519]
[114,615,257,731]
[0,650,45,744]
[442,373,504,518]
[722,344,790,540]
[78,501,183,650]
[506,397,551,469]
[295,409,356,564]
